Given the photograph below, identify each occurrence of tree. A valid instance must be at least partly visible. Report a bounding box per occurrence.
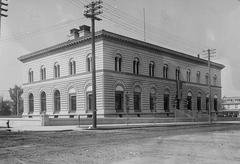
[9,85,23,115]
[0,100,12,116]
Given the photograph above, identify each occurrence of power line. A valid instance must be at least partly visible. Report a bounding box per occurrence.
[71,0,207,54]
[0,17,86,42]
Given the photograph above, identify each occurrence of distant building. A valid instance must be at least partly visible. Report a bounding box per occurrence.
[222,96,240,112]
[18,25,224,118]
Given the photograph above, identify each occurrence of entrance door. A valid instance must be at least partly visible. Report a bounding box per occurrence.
[115,91,123,112]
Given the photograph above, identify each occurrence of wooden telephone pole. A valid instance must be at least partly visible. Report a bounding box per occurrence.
[203,49,216,124]
[84,0,103,129]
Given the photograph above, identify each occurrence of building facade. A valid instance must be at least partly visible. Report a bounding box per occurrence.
[222,97,240,112]
[18,25,224,118]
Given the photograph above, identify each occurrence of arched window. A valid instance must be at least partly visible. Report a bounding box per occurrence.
[133,57,140,75]
[40,66,46,81]
[213,74,217,86]
[115,85,124,112]
[196,71,200,83]
[54,63,60,78]
[134,86,141,112]
[29,93,34,114]
[149,61,155,77]
[54,90,60,113]
[214,95,218,111]
[69,59,76,75]
[163,64,168,79]
[176,67,180,80]
[186,69,191,82]
[150,88,156,112]
[164,89,170,112]
[69,88,76,113]
[187,92,192,110]
[206,94,209,111]
[205,73,209,85]
[197,92,201,111]
[86,86,93,112]
[87,54,92,72]
[28,69,34,83]
[40,92,46,113]
[115,54,122,72]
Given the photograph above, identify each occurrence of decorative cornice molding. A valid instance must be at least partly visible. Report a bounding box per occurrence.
[18,29,225,70]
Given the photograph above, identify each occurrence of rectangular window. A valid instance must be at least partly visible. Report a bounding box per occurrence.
[206,97,209,111]
[197,97,201,111]
[87,93,93,112]
[115,91,123,112]
[164,94,169,112]
[150,94,154,112]
[134,92,141,112]
[70,95,76,112]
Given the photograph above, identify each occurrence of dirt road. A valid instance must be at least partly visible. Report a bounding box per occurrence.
[0,124,240,164]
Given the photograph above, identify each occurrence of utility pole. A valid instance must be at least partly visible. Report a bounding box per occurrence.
[0,0,8,37]
[16,89,19,116]
[203,49,216,124]
[84,0,103,129]
[143,8,146,42]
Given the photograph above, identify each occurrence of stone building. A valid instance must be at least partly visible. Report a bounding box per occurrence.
[18,25,224,118]
[222,96,240,114]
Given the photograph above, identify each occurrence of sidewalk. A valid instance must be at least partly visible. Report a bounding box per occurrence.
[1,120,239,132]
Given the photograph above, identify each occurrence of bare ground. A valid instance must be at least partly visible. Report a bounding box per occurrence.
[0,124,240,164]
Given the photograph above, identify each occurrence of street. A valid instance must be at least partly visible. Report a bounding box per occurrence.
[0,124,240,164]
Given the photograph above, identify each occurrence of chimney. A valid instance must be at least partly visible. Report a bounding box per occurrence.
[197,54,200,58]
[69,28,80,40]
[79,25,91,37]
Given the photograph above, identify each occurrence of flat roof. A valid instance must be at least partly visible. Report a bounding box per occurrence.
[18,29,225,70]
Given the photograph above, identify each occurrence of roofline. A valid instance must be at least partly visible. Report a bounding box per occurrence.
[18,29,225,70]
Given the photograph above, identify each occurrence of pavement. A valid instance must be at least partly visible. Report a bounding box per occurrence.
[1,119,240,132]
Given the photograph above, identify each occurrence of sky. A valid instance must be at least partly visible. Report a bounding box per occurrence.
[0,0,240,99]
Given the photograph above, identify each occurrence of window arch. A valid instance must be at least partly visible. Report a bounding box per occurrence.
[54,90,61,113]
[54,63,60,78]
[163,64,168,79]
[40,91,46,113]
[133,57,140,75]
[29,93,34,114]
[186,69,191,82]
[28,68,34,83]
[196,71,200,83]
[69,88,76,113]
[87,54,92,72]
[115,54,122,72]
[149,61,155,77]
[69,59,76,75]
[40,66,46,81]
[176,67,180,80]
